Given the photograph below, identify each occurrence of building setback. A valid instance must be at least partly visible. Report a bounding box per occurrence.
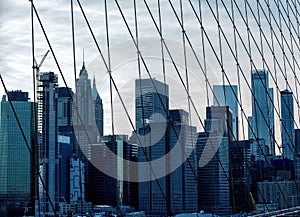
[213,85,239,140]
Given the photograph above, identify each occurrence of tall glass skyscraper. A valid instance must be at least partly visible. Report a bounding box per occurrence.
[0,91,35,216]
[251,70,274,156]
[135,78,169,215]
[281,90,294,160]
[135,78,169,130]
[169,109,197,213]
[197,106,233,216]
[213,85,239,140]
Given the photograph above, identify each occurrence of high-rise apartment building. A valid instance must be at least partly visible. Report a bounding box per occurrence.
[281,90,294,160]
[39,72,59,215]
[0,91,35,217]
[251,70,274,156]
[57,87,75,143]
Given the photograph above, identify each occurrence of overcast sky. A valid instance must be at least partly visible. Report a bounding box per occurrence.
[1,0,299,146]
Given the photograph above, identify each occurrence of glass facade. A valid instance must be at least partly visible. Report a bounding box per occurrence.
[213,85,239,140]
[251,70,274,156]
[135,78,169,215]
[281,90,294,160]
[0,91,35,216]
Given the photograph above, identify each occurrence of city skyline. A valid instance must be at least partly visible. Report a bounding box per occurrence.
[1,0,300,216]
[1,71,299,216]
[1,0,299,144]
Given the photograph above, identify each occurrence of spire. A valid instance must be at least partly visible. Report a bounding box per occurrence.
[93,74,96,88]
[79,48,87,77]
[92,74,101,100]
[82,48,85,69]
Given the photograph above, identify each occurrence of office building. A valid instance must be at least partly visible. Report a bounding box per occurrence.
[169,109,198,213]
[39,72,59,215]
[197,106,232,216]
[57,87,75,144]
[251,70,274,156]
[229,140,252,213]
[213,85,239,140]
[58,135,73,203]
[281,90,295,160]
[86,135,135,207]
[73,62,94,159]
[135,78,169,215]
[205,106,233,141]
[257,180,299,210]
[135,78,169,130]
[70,157,85,204]
[0,91,35,216]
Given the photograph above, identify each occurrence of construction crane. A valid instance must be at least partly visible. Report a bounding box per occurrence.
[33,50,50,132]
[33,50,50,90]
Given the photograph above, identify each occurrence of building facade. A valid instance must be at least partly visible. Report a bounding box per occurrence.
[197,106,233,216]
[251,70,274,156]
[39,72,59,215]
[281,90,294,160]
[0,91,35,216]
[86,135,134,207]
[169,109,198,214]
[135,78,169,215]
[213,85,239,140]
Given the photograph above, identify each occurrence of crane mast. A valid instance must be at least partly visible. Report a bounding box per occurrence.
[33,50,50,133]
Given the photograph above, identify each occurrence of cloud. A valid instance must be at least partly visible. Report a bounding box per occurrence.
[0,0,299,146]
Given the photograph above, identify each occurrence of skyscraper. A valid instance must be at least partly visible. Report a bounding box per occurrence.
[39,72,59,215]
[213,85,239,140]
[87,135,133,207]
[0,91,35,217]
[92,76,104,140]
[229,140,252,213]
[135,78,169,215]
[197,106,232,216]
[57,87,75,143]
[135,78,169,130]
[169,109,197,213]
[74,62,93,156]
[205,106,233,141]
[281,90,294,160]
[73,62,97,158]
[251,70,274,156]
